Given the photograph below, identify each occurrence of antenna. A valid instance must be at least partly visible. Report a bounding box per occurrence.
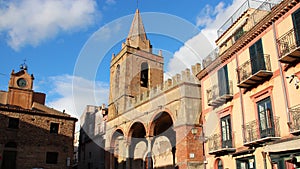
[136,0,139,9]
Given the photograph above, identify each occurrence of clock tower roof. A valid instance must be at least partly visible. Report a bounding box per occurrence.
[125,9,152,52]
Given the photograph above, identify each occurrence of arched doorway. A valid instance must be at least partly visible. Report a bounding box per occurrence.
[215,158,223,169]
[111,129,125,169]
[149,112,176,169]
[128,122,147,169]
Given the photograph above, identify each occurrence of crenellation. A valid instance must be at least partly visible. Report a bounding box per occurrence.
[191,63,201,75]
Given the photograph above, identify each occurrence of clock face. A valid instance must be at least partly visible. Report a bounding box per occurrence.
[17,78,27,88]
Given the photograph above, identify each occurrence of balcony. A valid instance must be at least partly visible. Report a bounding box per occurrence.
[207,81,233,107]
[208,133,235,155]
[243,116,280,146]
[289,104,300,135]
[202,47,219,69]
[237,54,272,88]
[277,28,300,64]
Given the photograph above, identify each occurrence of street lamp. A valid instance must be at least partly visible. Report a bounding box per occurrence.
[191,126,207,142]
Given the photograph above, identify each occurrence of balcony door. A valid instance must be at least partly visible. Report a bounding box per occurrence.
[218,65,229,96]
[257,97,274,138]
[292,8,300,46]
[249,39,265,74]
[221,115,232,148]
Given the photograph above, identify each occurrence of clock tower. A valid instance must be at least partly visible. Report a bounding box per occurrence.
[7,64,45,109]
[108,9,164,120]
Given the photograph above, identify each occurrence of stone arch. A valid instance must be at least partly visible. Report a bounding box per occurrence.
[128,121,147,169]
[148,111,176,169]
[110,129,126,169]
[127,121,147,141]
[148,110,175,137]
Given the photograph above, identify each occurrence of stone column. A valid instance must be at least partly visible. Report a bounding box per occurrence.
[125,141,131,169]
[146,136,153,169]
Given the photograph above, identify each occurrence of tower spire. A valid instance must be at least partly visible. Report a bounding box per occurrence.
[126,9,152,52]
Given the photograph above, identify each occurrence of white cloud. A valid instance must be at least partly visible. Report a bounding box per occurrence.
[165,33,213,77]
[165,0,246,77]
[105,0,116,5]
[0,0,99,50]
[45,74,109,131]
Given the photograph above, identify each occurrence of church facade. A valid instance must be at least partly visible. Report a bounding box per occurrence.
[0,66,77,169]
[104,9,203,169]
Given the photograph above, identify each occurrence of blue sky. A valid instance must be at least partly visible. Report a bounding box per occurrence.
[0,0,246,129]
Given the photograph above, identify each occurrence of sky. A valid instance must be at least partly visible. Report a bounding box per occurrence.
[0,0,248,130]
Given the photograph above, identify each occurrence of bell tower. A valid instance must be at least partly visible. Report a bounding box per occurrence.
[4,63,46,109]
[7,63,35,109]
[108,9,164,120]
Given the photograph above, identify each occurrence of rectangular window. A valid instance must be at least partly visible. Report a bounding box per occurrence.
[249,39,265,74]
[50,123,59,134]
[8,117,19,129]
[221,115,232,148]
[217,65,230,96]
[236,156,256,169]
[46,152,58,164]
[292,8,300,46]
[257,97,274,138]
[234,27,245,41]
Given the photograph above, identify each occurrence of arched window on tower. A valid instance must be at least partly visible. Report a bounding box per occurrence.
[115,65,120,95]
[140,62,149,88]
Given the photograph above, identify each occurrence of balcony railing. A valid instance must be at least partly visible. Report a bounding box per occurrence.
[237,54,272,88]
[243,116,280,146]
[207,81,233,107]
[289,104,300,134]
[201,0,282,72]
[217,0,280,37]
[277,28,300,64]
[202,47,220,69]
[208,132,235,155]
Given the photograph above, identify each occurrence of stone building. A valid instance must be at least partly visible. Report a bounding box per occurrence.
[0,66,77,169]
[78,105,107,169]
[104,9,203,169]
[196,0,300,168]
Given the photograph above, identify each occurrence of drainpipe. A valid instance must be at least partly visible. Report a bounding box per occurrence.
[272,22,291,129]
[235,55,246,143]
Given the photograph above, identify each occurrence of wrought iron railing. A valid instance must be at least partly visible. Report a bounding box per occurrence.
[217,0,280,37]
[289,104,300,133]
[202,47,219,69]
[277,28,300,58]
[208,132,235,152]
[207,81,233,104]
[237,54,272,83]
[243,116,280,143]
[202,0,282,70]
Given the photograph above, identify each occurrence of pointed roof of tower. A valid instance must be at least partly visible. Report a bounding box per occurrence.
[126,9,152,52]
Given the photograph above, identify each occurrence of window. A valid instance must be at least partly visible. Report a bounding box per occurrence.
[217,65,230,96]
[115,65,120,95]
[292,8,300,46]
[236,156,255,169]
[50,123,59,134]
[8,117,19,129]
[257,97,274,138]
[140,62,149,88]
[234,27,245,41]
[46,152,58,164]
[249,39,265,74]
[221,115,232,148]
